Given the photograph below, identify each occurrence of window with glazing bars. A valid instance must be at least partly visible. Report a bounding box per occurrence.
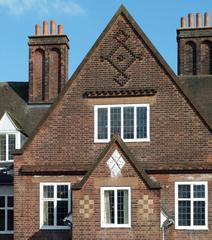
[40,183,71,229]
[0,195,13,233]
[101,187,131,228]
[175,182,208,229]
[95,104,149,142]
[0,134,16,161]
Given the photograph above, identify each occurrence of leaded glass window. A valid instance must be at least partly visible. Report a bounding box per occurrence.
[175,182,208,229]
[101,187,131,227]
[95,104,149,142]
[40,183,70,229]
[0,133,16,161]
[0,195,13,233]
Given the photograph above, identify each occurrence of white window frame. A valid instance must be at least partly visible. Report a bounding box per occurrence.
[40,183,71,230]
[94,104,150,143]
[101,187,131,228]
[0,131,20,162]
[0,194,13,234]
[175,181,208,230]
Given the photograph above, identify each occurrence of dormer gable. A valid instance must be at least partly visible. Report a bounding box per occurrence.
[0,112,20,132]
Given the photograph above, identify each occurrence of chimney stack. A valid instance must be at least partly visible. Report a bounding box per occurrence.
[177,12,212,76]
[29,20,69,104]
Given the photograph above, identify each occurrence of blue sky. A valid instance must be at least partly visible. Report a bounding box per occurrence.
[0,0,211,82]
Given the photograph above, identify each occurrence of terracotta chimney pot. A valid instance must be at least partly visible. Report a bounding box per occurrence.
[50,20,56,35]
[35,24,41,35]
[188,13,194,27]
[58,24,63,35]
[204,12,210,27]
[43,21,48,35]
[196,13,202,27]
[181,17,186,28]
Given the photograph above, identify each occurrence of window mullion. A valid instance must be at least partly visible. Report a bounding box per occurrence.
[115,190,117,225]
[191,184,194,227]
[54,185,57,227]
[6,134,8,161]
[121,107,123,139]
[5,196,8,231]
[134,106,137,140]
[108,107,110,141]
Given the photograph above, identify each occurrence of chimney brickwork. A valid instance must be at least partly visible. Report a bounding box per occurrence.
[177,12,212,76]
[28,20,69,104]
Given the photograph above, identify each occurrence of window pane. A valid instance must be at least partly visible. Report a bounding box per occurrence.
[194,201,205,226]
[123,107,134,139]
[0,134,6,161]
[178,200,191,226]
[178,185,190,198]
[7,209,13,231]
[117,190,129,224]
[43,186,54,198]
[194,185,205,198]
[57,201,68,226]
[7,196,13,208]
[104,190,114,224]
[0,196,5,207]
[43,201,54,226]
[137,107,147,138]
[8,134,16,160]
[110,107,121,137]
[0,210,5,231]
[57,185,68,199]
[97,108,108,139]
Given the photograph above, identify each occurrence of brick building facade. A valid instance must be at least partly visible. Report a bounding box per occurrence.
[0,5,211,240]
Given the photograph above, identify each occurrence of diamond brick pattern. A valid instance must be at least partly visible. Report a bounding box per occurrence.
[100,25,143,86]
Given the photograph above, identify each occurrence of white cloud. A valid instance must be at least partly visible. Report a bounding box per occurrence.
[0,0,86,15]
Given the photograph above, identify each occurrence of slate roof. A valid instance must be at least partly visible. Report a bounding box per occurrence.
[178,76,212,129]
[0,82,50,136]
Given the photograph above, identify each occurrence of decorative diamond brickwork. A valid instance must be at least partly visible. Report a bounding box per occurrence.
[100,25,143,86]
[79,195,94,219]
[137,195,154,220]
[107,149,125,176]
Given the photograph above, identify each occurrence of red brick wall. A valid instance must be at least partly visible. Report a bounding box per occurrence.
[14,13,212,240]
[154,173,212,240]
[72,143,160,239]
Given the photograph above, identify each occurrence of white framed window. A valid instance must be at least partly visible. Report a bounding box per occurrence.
[0,132,20,162]
[94,104,150,143]
[40,183,71,230]
[0,195,13,234]
[101,187,131,228]
[175,182,208,230]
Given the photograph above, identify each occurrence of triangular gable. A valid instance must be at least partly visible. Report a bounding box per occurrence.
[16,5,211,157]
[0,112,21,132]
[72,135,160,190]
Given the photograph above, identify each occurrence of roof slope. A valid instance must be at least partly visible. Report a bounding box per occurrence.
[0,82,49,136]
[179,76,212,129]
